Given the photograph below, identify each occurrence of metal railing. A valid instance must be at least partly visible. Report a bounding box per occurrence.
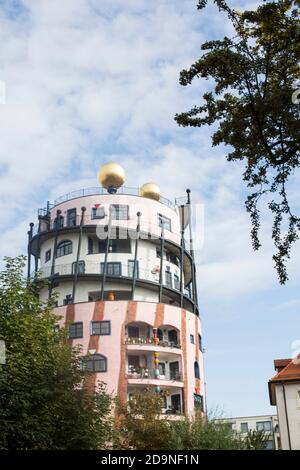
[125,336,181,349]
[40,186,177,211]
[31,261,194,300]
[33,214,190,248]
[126,369,182,382]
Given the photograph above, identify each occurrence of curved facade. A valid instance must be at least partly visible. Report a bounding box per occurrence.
[28,186,206,416]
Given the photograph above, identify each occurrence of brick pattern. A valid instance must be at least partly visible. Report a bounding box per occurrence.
[181,308,188,415]
[195,314,201,393]
[117,301,138,402]
[84,301,105,393]
[65,304,75,347]
[154,303,165,328]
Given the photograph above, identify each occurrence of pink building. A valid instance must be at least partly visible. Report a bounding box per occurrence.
[28,163,206,416]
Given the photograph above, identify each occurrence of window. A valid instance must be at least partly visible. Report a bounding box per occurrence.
[63,294,73,305]
[89,291,131,302]
[190,334,195,344]
[128,260,139,278]
[194,361,200,379]
[240,422,249,433]
[92,206,105,219]
[198,334,203,352]
[88,237,93,254]
[265,440,274,450]
[128,326,139,338]
[56,240,72,258]
[98,240,107,253]
[159,363,166,376]
[256,421,272,432]
[100,262,122,276]
[69,322,83,339]
[158,213,171,231]
[109,239,131,253]
[45,249,51,263]
[82,354,107,373]
[128,355,140,368]
[111,204,129,220]
[53,215,64,230]
[91,320,111,336]
[169,361,179,380]
[185,284,192,298]
[72,260,85,274]
[165,269,172,288]
[194,394,204,412]
[98,239,131,254]
[174,274,180,290]
[157,328,163,341]
[67,208,77,227]
[167,252,180,267]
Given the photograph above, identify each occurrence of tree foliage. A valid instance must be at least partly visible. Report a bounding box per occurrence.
[114,391,267,450]
[175,0,300,283]
[0,256,112,450]
[113,388,170,450]
[244,429,269,450]
[167,414,246,450]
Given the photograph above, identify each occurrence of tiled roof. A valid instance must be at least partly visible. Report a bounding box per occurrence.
[270,355,300,383]
[274,359,291,371]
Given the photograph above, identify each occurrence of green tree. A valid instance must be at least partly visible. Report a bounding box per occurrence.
[113,388,171,450]
[244,429,269,450]
[0,256,112,450]
[114,392,268,450]
[168,413,245,450]
[175,0,300,284]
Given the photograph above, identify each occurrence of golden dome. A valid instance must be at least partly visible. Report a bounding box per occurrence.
[139,182,161,201]
[98,162,125,190]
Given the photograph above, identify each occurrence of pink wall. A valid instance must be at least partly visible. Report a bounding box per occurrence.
[55,300,205,415]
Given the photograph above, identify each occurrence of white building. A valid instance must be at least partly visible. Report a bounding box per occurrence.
[269,356,300,450]
[215,415,280,450]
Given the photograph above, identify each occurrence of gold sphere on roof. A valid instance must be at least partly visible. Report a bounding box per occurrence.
[98,162,125,190]
[139,182,161,201]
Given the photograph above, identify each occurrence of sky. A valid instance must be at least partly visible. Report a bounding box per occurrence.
[0,0,299,418]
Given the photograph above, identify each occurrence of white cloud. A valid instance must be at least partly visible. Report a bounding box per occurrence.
[0,0,297,303]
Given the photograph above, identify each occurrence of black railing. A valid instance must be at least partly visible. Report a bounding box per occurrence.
[39,186,176,212]
[125,336,181,348]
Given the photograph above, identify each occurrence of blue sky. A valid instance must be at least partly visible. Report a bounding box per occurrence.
[0,0,299,417]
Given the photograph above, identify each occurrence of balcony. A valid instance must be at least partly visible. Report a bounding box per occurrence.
[33,214,191,250]
[41,186,176,211]
[125,336,181,349]
[31,261,194,301]
[127,368,182,382]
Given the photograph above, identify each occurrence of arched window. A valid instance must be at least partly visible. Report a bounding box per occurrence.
[194,361,200,379]
[56,240,72,258]
[82,354,107,373]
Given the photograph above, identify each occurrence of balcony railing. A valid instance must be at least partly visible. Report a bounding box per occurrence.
[32,215,190,249]
[40,186,176,212]
[126,368,182,382]
[125,336,181,349]
[31,261,194,301]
